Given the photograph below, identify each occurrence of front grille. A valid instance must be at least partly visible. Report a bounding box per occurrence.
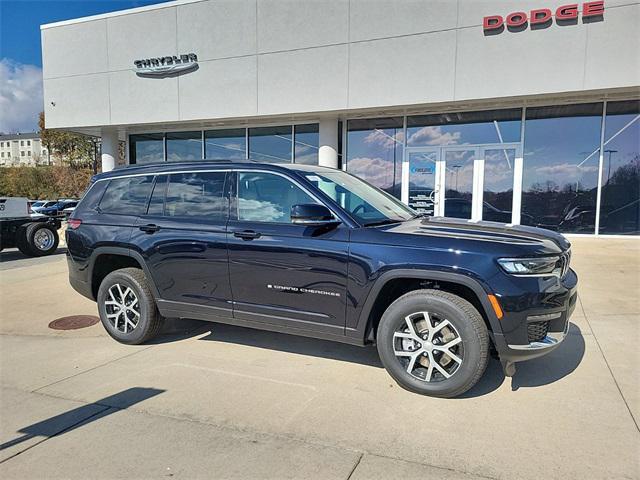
[528,321,550,343]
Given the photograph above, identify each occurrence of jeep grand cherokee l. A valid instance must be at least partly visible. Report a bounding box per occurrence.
[66,161,577,398]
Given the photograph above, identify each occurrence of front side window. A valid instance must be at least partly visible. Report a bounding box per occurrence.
[303,169,415,226]
[237,172,318,223]
[99,175,155,215]
[164,172,228,220]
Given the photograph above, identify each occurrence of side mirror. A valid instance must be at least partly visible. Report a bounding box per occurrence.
[291,204,340,226]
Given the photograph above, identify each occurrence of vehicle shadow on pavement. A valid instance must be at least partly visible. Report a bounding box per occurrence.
[0,247,67,263]
[509,323,586,391]
[200,322,385,368]
[0,387,164,454]
[463,323,586,397]
[149,321,586,398]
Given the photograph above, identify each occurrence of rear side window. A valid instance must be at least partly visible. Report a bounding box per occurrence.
[99,175,155,215]
[164,172,228,220]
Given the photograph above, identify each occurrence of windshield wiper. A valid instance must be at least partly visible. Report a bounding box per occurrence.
[363,219,402,227]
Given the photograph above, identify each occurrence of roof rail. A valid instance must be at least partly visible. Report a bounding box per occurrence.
[120,158,271,169]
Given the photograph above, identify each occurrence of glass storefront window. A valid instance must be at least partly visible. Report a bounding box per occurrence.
[483,147,516,223]
[406,109,521,147]
[522,103,603,234]
[129,133,163,164]
[166,131,202,162]
[293,124,319,164]
[599,101,640,235]
[205,128,246,160]
[249,126,292,163]
[346,117,403,198]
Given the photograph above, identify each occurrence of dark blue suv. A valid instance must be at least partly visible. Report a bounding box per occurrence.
[66,161,577,397]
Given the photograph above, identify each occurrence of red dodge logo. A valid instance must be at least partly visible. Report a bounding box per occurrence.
[483,1,604,31]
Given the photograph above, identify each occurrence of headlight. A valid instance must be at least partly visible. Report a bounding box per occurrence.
[497,256,560,275]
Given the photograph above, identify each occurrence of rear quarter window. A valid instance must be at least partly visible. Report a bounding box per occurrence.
[99,175,155,215]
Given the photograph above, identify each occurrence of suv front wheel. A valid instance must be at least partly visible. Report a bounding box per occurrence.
[97,267,163,345]
[377,289,489,398]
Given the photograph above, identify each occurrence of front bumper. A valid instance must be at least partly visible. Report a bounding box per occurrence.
[492,269,578,364]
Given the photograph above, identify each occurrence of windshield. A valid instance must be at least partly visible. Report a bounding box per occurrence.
[303,170,415,226]
[32,202,44,207]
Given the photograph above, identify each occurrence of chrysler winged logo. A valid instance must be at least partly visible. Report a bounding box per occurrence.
[133,53,198,77]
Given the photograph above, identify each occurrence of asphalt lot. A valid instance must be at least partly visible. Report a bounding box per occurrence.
[0,238,638,479]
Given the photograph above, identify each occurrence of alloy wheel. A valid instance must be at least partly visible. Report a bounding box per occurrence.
[104,283,140,334]
[393,311,464,382]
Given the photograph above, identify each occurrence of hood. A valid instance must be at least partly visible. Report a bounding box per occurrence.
[375,216,570,254]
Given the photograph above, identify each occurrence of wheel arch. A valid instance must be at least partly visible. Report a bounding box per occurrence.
[356,269,501,343]
[89,247,160,300]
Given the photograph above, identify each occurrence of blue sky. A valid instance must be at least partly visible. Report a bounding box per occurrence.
[0,0,169,133]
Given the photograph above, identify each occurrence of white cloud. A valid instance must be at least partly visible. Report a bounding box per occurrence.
[346,157,394,189]
[0,59,43,133]
[407,126,461,146]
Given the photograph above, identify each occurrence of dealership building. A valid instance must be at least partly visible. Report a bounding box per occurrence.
[41,0,639,235]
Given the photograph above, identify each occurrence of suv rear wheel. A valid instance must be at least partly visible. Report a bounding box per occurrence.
[377,289,489,398]
[97,267,163,345]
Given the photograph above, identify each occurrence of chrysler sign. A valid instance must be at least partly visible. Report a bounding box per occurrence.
[483,1,605,32]
[134,53,198,77]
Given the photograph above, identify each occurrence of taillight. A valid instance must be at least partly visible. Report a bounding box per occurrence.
[68,218,82,229]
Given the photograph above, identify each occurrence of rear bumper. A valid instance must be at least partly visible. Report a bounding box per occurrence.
[66,252,94,301]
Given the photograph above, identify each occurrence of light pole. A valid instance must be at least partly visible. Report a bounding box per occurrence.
[604,150,618,186]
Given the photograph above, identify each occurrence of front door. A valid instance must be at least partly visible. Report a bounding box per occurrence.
[226,170,349,335]
[402,149,441,216]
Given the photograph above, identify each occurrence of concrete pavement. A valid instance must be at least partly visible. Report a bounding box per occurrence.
[0,238,638,479]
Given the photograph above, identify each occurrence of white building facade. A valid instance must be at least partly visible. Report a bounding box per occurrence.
[0,133,50,167]
[41,0,640,235]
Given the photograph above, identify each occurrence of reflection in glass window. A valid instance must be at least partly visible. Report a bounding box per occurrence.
[407,109,521,147]
[303,170,414,226]
[346,117,403,198]
[166,131,202,162]
[522,103,603,234]
[129,134,164,164]
[443,149,475,219]
[237,172,317,223]
[99,175,155,215]
[205,129,246,159]
[483,147,516,222]
[147,176,167,216]
[599,101,640,235]
[165,172,228,220]
[248,126,292,163]
[293,124,319,165]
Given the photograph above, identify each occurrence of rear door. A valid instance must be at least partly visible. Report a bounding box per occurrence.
[226,170,349,335]
[130,170,232,315]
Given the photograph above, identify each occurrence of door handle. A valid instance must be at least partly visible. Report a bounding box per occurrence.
[429,190,439,203]
[233,230,261,240]
[139,224,160,234]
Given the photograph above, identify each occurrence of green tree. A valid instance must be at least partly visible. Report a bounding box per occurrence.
[39,112,94,167]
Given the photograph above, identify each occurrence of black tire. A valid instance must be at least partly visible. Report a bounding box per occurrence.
[377,289,489,398]
[97,267,163,345]
[24,222,59,257]
[16,225,35,256]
